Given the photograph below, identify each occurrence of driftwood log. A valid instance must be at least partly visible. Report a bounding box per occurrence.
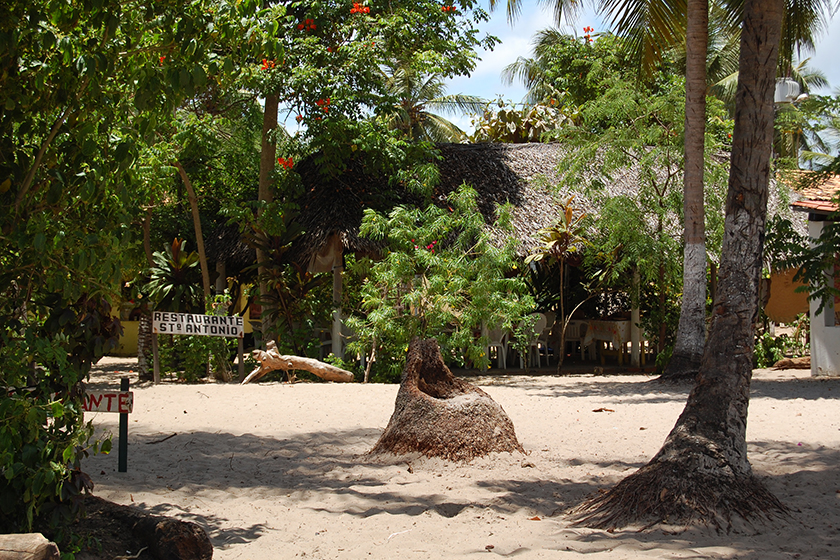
[773,355,810,369]
[370,338,524,461]
[242,340,354,384]
[0,533,59,560]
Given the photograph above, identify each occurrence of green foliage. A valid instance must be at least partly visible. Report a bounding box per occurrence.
[470,100,575,143]
[753,331,787,368]
[146,238,204,314]
[501,30,637,108]
[157,334,234,383]
[346,184,534,381]
[0,296,117,532]
[547,66,730,354]
[242,208,331,357]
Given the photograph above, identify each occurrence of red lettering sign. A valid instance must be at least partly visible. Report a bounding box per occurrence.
[83,391,133,413]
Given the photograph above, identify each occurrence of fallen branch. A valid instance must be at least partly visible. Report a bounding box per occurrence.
[242,340,354,384]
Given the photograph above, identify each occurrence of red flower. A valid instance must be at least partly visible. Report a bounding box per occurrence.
[159,55,166,65]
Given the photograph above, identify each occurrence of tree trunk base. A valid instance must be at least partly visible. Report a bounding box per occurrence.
[370,338,524,462]
[570,459,788,531]
[656,352,701,384]
[50,495,213,560]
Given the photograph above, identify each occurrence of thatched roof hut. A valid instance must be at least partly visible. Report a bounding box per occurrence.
[291,142,590,270]
[212,142,805,275]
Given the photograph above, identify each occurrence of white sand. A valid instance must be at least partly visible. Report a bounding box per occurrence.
[84,358,840,559]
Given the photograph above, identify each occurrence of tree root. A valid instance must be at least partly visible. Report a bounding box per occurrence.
[569,460,789,532]
[370,338,524,462]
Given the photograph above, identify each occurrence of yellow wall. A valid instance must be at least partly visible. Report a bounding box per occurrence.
[766,269,810,324]
[113,320,139,356]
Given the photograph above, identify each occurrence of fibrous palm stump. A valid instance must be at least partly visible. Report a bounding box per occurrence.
[370,338,524,461]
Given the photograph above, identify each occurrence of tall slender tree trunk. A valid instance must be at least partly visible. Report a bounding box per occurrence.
[175,161,212,304]
[556,259,567,373]
[572,0,788,529]
[257,94,279,345]
[142,208,154,267]
[661,0,709,382]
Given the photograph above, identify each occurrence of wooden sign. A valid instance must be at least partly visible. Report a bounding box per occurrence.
[152,311,244,338]
[82,391,134,413]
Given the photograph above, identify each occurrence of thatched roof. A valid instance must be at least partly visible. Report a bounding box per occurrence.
[204,223,255,271]
[290,143,583,267]
[287,142,809,269]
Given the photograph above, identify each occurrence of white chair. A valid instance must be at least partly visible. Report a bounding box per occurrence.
[539,311,556,364]
[564,320,592,361]
[518,313,547,369]
[482,323,508,369]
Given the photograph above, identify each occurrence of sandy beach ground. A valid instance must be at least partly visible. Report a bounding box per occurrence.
[82,357,840,559]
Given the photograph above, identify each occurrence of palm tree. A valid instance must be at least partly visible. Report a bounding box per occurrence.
[383,62,486,142]
[573,0,790,528]
[525,196,588,372]
[497,0,827,528]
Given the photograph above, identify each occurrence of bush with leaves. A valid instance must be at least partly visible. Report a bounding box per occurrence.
[0,296,119,533]
[146,238,205,314]
[345,184,535,381]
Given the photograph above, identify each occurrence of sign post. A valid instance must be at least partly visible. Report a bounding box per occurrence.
[82,379,134,472]
[151,311,245,384]
[118,377,129,472]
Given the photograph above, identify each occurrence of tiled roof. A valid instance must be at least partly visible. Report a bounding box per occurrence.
[787,172,840,214]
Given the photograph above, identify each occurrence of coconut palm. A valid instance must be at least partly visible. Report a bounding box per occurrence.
[383,62,486,142]
[496,0,827,528]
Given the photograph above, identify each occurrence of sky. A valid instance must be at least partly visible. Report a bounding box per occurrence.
[444,0,840,134]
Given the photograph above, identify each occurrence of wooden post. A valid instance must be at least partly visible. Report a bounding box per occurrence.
[118,377,129,473]
[630,268,641,367]
[331,264,344,359]
[152,333,160,384]
[238,337,245,382]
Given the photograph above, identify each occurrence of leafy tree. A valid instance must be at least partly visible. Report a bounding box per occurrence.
[227,0,497,340]
[501,29,635,108]
[346,184,534,381]
[469,100,574,143]
[525,196,589,371]
[551,68,730,360]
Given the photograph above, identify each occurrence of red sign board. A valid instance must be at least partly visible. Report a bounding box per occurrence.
[82,391,133,413]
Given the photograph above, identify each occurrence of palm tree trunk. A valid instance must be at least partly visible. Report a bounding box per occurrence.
[571,0,788,529]
[175,161,212,305]
[257,93,279,344]
[142,208,154,267]
[661,0,709,382]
